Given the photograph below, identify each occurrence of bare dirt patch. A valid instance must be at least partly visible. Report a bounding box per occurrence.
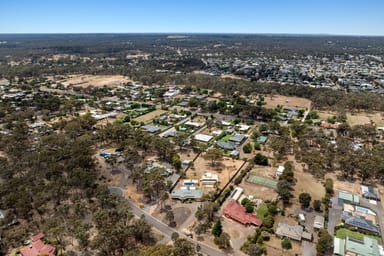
[264,95,312,110]
[179,149,198,162]
[184,155,244,192]
[221,217,255,253]
[134,109,167,123]
[317,110,337,120]
[265,236,301,256]
[325,172,361,195]
[221,74,245,80]
[124,180,144,206]
[59,75,133,88]
[173,207,192,226]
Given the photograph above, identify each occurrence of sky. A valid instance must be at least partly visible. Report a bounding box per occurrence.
[0,0,383,35]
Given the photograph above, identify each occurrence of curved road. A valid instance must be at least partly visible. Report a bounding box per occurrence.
[109,187,227,256]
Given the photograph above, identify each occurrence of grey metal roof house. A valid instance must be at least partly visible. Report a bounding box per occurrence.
[216,141,236,150]
[341,211,379,234]
[141,125,161,133]
[171,189,203,200]
[275,223,304,241]
[229,134,246,144]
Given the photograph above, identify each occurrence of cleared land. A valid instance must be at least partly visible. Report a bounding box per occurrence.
[183,156,244,191]
[133,109,167,123]
[59,75,133,88]
[240,179,278,202]
[347,112,384,127]
[264,95,312,110]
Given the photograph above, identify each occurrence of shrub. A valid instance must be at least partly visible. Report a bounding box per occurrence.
[254,153,268,166]
[243,143,252,153]
[281,238,292,250]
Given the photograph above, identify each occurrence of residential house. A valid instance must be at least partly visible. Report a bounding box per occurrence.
[216,141,236,150]
[20,233,55,256]
[141,125,161,133]
[229,134,246,145]
[275,223,312,242]
[223,200,262,226]
[341,211,380,235]
[275,223,304,241]
[171,189,203,200]
[194,134,213,143]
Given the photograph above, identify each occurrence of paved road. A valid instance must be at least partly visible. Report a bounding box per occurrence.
[109,187,226,256]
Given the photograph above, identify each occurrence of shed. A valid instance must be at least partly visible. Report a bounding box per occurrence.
[333,237,346,256]
[298,213,305,224]
[338,191,360,205]
[230,187,244,201]
[230,150,240,158]
[313,215,325,229]
[257,136,268,144]
[276,166,285,177]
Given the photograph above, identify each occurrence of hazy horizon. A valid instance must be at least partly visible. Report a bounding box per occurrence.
[0,0,383,36]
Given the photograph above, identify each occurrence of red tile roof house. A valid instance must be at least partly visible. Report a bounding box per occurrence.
[20,232,55,256]
[223,200,263,226]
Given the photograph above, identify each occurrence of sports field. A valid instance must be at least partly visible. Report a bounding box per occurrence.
[246,175,278,189]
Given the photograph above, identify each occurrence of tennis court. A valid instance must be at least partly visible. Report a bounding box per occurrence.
[247,175,278,190]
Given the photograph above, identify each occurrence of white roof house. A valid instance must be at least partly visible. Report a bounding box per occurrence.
[185,121,202,128]
[194,134,213,143]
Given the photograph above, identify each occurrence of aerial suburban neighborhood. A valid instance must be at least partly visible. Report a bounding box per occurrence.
[1,8,384,256]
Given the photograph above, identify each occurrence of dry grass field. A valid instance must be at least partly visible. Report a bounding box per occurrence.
[347,112,384,126]
[264,95,312,110]
[59,74,133,88]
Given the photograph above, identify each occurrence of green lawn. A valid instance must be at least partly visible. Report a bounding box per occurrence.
[256,203,268,221]
[219,134,233,142]
[335,228,382,243]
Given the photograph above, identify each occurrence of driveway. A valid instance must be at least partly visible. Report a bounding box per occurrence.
[327,207,342,236]
[302,241,316,256]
